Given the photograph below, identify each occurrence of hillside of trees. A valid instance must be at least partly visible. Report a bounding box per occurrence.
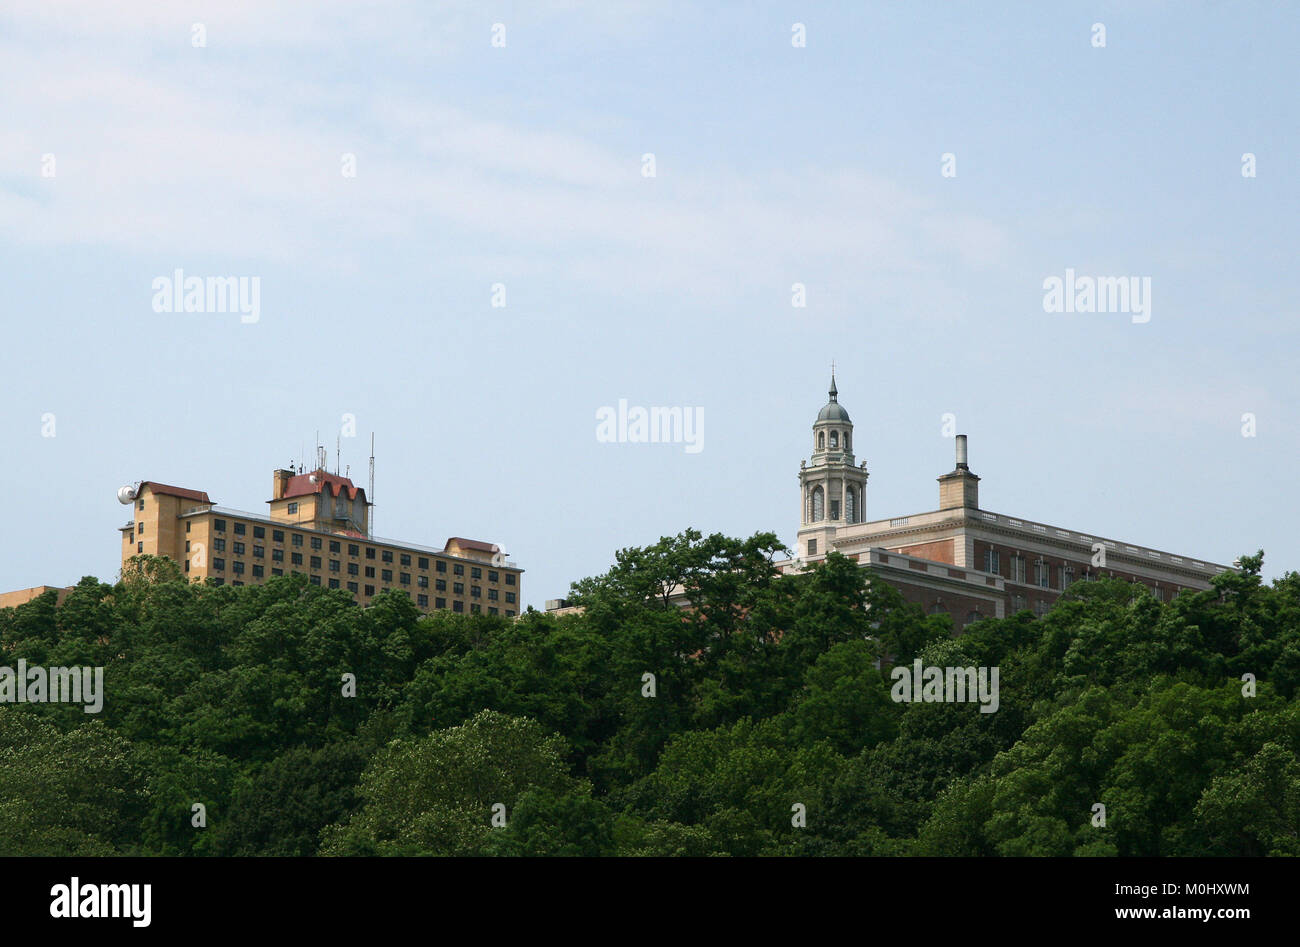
[1,532,1297,856]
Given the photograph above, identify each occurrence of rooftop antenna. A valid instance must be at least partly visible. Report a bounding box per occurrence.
[336,435,340,476]
[368,432,375,538]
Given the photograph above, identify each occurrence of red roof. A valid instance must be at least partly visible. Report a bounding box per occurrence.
[281,469,367,502]
[445,537,500,554]
[141,481,212,504]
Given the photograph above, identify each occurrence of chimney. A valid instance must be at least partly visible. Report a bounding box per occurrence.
[273,468,294,500]
[938,434,980,510]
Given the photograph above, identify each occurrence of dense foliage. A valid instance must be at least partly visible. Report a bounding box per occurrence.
[1,536,1296,856]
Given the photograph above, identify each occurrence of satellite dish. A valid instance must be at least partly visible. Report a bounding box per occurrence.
[117,483,139,504]
[309,474,318,484]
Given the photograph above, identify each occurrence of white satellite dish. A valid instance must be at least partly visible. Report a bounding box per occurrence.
[117,483,139,505]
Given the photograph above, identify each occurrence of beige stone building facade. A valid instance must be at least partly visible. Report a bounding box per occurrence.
[786,376,1231,628]
[118,467,521,616]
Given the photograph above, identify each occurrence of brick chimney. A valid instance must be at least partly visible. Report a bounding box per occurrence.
[938,434,980,510]
[272,468,294,500]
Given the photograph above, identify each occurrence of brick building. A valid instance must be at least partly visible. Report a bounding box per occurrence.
[118,466,521,616]
[785,376,1231,628]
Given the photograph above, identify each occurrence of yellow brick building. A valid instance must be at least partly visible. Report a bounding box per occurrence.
[119,468,522,616]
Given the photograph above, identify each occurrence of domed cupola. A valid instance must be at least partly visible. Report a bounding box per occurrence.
[798,372,869,553]
[817,375,852,423]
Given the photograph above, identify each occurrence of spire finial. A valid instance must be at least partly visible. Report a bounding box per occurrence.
[829,362,838,401]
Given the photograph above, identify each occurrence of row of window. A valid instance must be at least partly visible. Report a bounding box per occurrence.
[985,548,1174,600]
[205,573,517,616]
[194,518,515,583]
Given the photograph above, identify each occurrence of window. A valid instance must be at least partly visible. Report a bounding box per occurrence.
[505,592,516,604]
[330,540,340,553]
[233,561,245,575]
[214,538,226,552]
[253,545,264,558]
[232,541,245,555]
[382,550,393,563]
[348,562,359,576]
[211,578,225,587]
[845,488,855,524]
[830,498,840,520]
[292,534,303,547]
[273,530,284,543]
[213,558,225,572]
[436,561,447,573]
[234,522,246,535]
[185,540,191,552]
[1035,559,1050,588]
[329,560,340,572]
[186,521,191,533]
[1011,555,1026,584]
[1061,565,1073,589]
[418,594,429,607]
[401,553,411,567]
[417,575,428,588]
[419,557,429,570]
[214,519,226,532]
[271,568,283,577]
[505,574,515,585]
[488,607,498,615]
[291,552,303,565]
[382,569,393,582]
[818,431,825,449]
[488,570,498,583]
[488,588,498,601]
[310,556,321,569]
[365,585,375,596]
[811,486,824,522]
[253,525,265,539]
[138,522,145,534]
[137,541,143,553]
[1152,586,1163,601]
[506,610,515,618]
[272,548,284,562]
[311,537,322,550]
[310,575,321,586]
[400,573,411,586]
[252,564,263,578]
[1035,599,1050,617]
[347,581,358,593]
[965,610,983,627]
[453,582,464,595]
[329,578,340,589]
[830,430,839,449]
[365,566,375,578]
[453,563,464,576]
[471,586,481,598]
[435,597,446,609]
[453,601,464,613]
[807,539,817,556]
[436,579,446,591]
[1012,594,1026,612]
[366,547,376,560]
[471,604,481,614]
[287,502,298,514]
[348,544,359,557]
[471,566,481,579]
[138,498,144,510]
[984,549,1000,574]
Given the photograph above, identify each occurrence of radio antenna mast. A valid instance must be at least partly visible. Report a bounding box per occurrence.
[368,433,375,538]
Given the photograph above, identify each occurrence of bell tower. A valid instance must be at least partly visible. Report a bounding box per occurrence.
[797,371,868,560]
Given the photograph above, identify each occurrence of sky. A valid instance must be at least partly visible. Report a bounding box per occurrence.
[1,1,1297,609]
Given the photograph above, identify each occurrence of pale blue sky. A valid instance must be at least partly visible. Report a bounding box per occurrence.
[2,2,1296,608]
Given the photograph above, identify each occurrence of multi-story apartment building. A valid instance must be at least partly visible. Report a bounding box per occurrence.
[789,375,1232,628]
[119,467,522,616]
